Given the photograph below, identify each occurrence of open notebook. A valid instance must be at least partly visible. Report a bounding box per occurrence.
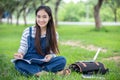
[11,58,47,64]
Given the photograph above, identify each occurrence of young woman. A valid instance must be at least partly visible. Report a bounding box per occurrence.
[13,5,70,76]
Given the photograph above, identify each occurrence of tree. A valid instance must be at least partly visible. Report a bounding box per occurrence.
[54,0,62,27]
[0,0,18,24]
[40,0,50,5]
[94,0,103,30]
[0,9,4,23]
[107,0,120,22]
[22,0,30,25]
[16,0,33,25]
[16,0,25,25]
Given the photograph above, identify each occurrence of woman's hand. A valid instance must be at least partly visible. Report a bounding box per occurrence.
[44,54,53,62]
[14,53,23,59]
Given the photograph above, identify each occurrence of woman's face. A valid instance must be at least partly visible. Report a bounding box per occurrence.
[36,9,50,28]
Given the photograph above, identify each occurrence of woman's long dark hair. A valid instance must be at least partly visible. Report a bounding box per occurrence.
[35,5,59,55]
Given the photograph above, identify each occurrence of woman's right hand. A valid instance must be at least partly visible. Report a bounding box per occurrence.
[14,53,23,59]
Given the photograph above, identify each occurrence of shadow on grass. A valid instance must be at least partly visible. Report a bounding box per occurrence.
[90,27,109,32]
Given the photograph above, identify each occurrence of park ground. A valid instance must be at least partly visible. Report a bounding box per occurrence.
[0,23,120,80]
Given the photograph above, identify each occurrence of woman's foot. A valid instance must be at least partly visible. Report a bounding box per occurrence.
[35,72,41,77]
[57,69,71,76]
[35,71,48,77]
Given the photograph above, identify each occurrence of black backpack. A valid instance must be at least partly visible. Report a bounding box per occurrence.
[69,61,109,75]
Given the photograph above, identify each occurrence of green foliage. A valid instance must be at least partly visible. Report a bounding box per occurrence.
[1,0,120,23]
[104,0,120,22]
[58,2,86,21]
[100,4,114,21]
[0,24,120,79]
[58,0,120,22]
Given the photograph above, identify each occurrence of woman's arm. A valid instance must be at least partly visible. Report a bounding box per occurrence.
[17,27,29,55]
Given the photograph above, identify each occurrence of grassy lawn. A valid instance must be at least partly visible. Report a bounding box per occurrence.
[0,24,120,80]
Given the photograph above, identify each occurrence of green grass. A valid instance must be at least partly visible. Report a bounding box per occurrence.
[0,24,120,80]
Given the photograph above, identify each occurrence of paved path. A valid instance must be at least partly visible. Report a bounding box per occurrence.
[58,22,120,26]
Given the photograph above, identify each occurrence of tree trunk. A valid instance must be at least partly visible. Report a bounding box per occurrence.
[16,5,25,25]
[94,0,103,30]
[32,1,37,10]
[114,9,117,22]
[23,9,27,25]
[10,15,12,24]
[0,13,3,23]
[0,8,4,23]
[16,11,20,25]
[54,0,62,27]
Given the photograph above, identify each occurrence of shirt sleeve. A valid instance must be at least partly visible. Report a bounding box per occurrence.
[18,28,29,55]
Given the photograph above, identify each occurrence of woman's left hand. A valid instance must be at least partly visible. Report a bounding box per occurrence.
[44,54,53,62]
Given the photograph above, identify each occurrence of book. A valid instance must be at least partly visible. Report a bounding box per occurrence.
[11,58,47,64]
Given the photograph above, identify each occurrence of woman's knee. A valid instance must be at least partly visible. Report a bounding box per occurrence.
[56,56,66,65]
[15,61,25,69]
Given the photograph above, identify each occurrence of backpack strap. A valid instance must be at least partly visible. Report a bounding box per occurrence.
[28,27,32,48]
[29,27,32,38]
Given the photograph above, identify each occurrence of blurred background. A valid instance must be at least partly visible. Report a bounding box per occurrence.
[0,0,120,28]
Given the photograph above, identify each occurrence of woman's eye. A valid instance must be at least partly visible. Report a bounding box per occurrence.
[43,15,47,18]
[37,15,48,18]
[37,15,40,18]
